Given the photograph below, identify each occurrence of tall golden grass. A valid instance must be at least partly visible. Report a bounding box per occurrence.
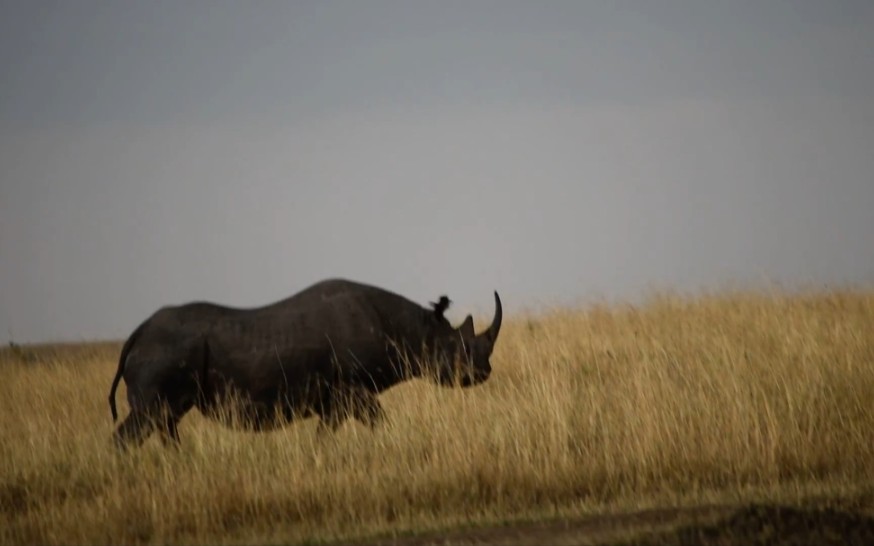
[1,288,873,545]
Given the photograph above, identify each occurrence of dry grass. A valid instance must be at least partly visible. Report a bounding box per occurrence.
[2,288,873,545]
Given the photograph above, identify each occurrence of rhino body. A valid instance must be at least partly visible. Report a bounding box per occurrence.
[109,278,502,448]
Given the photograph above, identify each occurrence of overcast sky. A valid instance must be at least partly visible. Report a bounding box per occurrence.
[1,1,873,343]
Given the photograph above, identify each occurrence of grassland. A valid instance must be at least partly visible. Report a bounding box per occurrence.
[1,288,873,545]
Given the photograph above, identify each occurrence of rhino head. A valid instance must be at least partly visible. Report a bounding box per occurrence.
[426,291,502,387]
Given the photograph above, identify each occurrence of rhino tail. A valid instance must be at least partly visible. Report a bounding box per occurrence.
[109,320,147,422]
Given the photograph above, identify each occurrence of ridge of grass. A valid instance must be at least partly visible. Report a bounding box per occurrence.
[2,288,873,545]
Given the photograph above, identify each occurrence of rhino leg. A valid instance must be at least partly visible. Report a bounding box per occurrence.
[158,386,196,445]
[159,415,181,446]
[114,381,195,449]
[114,403,186,449]
[315,386,384,433]
[316,411,345,434]
[350,388,384,428]
[113,410,160,450]
[315,399,349,434]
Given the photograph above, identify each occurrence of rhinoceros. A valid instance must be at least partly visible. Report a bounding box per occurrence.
[108,278,502,448]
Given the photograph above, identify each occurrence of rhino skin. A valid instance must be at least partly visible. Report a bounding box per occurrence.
[109,278,502,448]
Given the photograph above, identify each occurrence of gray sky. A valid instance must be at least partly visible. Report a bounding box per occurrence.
[1,1,873,343]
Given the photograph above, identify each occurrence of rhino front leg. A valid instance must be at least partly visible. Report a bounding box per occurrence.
[350,388,385,428]
[315,394,352,435]
[316,411,346,435]
[313,387,374,432]
[314,385,385,433]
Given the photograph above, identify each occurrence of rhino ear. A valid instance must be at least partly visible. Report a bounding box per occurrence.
[458,315,475,339]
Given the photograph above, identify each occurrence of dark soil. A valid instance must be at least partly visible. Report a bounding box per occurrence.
[355,502,874,546]
[629,503,874,546]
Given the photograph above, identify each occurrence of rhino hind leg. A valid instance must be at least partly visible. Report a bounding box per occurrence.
[113,410,160,450]
[114,403,186,449]
[114,387,193,450]
[159,415,181,446]
[158,389,196,445]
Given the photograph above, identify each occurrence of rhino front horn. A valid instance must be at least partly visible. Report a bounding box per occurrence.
[483,291,502,345]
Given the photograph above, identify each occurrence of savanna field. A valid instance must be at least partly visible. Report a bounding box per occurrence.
[2,288,874,545]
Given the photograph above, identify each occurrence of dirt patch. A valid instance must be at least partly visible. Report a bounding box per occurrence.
[630,504,874,546]
[355,503,874,546]
[354,505,730,546]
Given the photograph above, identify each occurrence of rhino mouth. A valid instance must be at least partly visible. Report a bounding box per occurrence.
[435,366,490,387]
[457,368,491,387]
